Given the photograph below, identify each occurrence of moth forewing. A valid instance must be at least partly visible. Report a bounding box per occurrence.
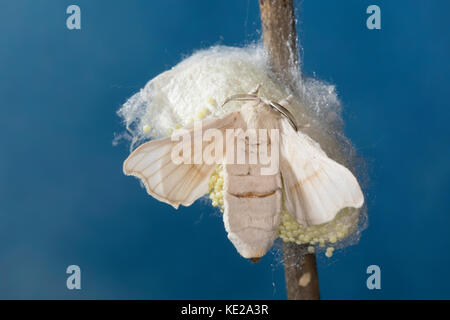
[278,117,364,227]
[123,112,245,209]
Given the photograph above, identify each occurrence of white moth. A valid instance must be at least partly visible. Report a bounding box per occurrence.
[123,86,364,260]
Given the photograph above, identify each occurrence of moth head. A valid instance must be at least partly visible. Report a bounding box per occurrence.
[221,86,298,132]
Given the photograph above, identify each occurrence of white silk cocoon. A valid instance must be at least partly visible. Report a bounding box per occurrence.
[117,45,367,254]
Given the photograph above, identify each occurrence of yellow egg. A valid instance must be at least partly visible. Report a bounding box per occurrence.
[143,125,151,133]
[208,97,218,107]
[196,107,211,120]
[325,247,335,258]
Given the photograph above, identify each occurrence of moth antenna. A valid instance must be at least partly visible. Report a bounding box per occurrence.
[268,101,299,132]
[221,93,258,108]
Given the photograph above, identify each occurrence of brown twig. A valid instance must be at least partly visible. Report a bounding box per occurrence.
[259,0,300,88]
[258,0,320,300]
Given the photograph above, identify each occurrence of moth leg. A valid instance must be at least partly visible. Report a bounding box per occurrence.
[249,83,262,95]
[279,94,293,106]
[221,94,259,108]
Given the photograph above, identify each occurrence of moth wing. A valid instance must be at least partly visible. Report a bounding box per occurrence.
[123,111,245,209]
[279,118,364,226]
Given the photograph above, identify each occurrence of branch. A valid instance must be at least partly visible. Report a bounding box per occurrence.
[259,0,300,87]
[258,0,320,300]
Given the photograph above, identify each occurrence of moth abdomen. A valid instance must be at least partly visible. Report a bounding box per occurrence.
[223,163,282,259]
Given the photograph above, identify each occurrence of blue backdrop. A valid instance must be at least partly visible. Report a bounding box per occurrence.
[0,0,449,299]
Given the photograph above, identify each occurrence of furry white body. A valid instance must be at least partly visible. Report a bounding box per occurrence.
[223,101,283,258]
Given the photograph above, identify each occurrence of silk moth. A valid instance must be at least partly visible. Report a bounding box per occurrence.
[123,86,364,260]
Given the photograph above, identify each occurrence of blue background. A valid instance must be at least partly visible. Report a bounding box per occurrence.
[0,0,449,299]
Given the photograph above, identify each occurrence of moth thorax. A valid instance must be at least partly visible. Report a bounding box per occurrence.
[242,101,279,130]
